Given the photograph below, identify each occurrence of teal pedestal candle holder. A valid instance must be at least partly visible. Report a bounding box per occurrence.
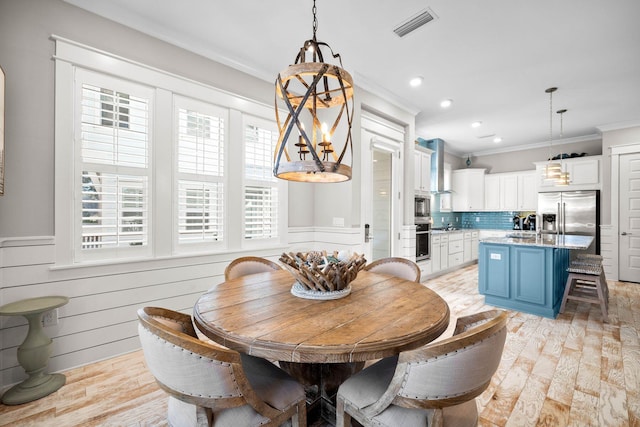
[0,296,69,405]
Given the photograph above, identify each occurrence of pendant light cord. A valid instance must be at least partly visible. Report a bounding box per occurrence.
[548,89,553,160]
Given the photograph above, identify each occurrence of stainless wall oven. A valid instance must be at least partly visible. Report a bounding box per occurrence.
[416,223,431,261]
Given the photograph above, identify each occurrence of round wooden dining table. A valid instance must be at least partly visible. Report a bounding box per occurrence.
[193,269,450,424]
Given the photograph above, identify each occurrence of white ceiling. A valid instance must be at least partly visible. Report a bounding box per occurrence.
[64,0,640,156]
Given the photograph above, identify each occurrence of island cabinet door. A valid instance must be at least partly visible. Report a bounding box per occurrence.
[510,246,551,306]
[479,244,510,298]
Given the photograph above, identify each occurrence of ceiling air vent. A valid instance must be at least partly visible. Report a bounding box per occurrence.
[393,8,437,37]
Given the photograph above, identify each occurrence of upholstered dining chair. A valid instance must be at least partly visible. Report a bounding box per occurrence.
[336,309,508,427]
[224,256,282,281]
[363,257,421,282]
[137,307,306,427]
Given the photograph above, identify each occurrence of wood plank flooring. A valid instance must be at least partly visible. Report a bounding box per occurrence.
[1,264,638,426]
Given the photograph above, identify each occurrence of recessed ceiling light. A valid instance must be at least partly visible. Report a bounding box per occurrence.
[493,137,502,143]
[471,121,482,128]
[409,76,423,87]
[440,99,453,108]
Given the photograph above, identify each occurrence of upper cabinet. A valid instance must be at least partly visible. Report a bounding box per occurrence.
[535,155,602,191]
[452,168,486,211]
[517,171,538,210]
[414,148,432,194]
[484,170,538,211]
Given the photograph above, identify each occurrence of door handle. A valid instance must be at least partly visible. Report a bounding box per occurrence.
[621,232,632,236]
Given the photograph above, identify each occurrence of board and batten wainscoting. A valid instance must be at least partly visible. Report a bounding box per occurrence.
[0,228,365,392]
[600,225,614,280]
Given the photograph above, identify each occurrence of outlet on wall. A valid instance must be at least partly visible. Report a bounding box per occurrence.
[42,308,58,327]
[332,217,345,227]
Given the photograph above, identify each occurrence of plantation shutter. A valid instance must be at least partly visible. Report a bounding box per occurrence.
[176,99,226,243]
[79,77,151,252]
[244,119,279,240]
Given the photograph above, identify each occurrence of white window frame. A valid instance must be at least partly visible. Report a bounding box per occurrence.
[53,36,287,266]
[241,115,287,249]
[73,69,154,262]
[174,95,228,253]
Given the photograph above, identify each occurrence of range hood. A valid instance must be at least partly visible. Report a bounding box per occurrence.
[416,137,449,194]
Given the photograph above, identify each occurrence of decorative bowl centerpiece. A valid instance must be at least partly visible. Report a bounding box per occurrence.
[279,251,367,300]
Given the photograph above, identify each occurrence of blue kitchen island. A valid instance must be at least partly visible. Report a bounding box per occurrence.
[478,233,594,318]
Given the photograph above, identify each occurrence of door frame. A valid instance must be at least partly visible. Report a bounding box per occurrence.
[610,142,640,281]
[360,114,405,262]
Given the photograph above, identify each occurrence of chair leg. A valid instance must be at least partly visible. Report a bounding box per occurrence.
[426,408,444,427]
[336,396,350,427]
[560,274,575,314]
[595,276,609,323]
[293,400,307,427]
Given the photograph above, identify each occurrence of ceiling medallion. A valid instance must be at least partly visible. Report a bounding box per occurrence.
[273,0,354,183]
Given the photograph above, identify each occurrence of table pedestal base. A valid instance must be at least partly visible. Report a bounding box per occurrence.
[2,373,66,405]
[0,296,69,405]
[279,361,364,425]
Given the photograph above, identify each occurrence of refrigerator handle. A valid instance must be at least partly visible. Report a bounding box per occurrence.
[557,202,561,236]
[562,202,566,235]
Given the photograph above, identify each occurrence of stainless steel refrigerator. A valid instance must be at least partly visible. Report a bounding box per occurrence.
[537,190,600,254]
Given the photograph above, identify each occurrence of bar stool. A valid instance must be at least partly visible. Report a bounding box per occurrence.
[560,257,608,322]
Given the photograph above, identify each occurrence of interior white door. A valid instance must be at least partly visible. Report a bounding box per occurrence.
[371,148,393,261]
[619,152,640,282]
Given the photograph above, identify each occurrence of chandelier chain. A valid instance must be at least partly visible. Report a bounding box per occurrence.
[312,0,318,39]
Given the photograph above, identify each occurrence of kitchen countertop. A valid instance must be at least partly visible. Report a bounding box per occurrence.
[431,229,465,234]
[479,232,593,250]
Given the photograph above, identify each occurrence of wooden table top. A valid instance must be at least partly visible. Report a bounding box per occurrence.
[193,269,450,363]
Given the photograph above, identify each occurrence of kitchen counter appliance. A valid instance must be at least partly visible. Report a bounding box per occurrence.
[537,190,600,254]
[414,196,430,224]
[416,223,431,261]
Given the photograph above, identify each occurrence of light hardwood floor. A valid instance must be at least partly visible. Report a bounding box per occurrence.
[1,264,638,426]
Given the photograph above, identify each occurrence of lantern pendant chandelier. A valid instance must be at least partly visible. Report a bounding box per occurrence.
[555,108,570,186]
[273,0,354,182]
[542,87,570,185]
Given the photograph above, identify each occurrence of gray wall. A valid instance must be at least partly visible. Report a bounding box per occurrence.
[465,138,602,173]
[0,0,277,237]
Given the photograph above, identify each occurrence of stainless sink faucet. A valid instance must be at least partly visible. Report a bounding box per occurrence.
[536,214,542,236]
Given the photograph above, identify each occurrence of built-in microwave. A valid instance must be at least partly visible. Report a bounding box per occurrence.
[415,196,430,223]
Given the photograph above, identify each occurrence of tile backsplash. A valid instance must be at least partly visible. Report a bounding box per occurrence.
[429,211,534,229]
[460,211,518,229]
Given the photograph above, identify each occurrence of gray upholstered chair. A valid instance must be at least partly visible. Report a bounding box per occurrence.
[363,257,421,282]
[224,256,282,281]
[137,307,306,427]
[336,310,508,427]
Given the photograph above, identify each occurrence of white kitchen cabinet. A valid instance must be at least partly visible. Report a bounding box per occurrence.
[518,171,538,210]
[567,157,600,186]
[463,231,472,262]
[452,168,486,211]
[431,234,441,274]
[484,175,500,211]
[484,170,537,211]
[448,232,463,266]
[471,231,479,260]
[439,234,449,271]
[418,260,432,280]
[500,173,518,211]
[535,155,601,191]
[414,148,432,194]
